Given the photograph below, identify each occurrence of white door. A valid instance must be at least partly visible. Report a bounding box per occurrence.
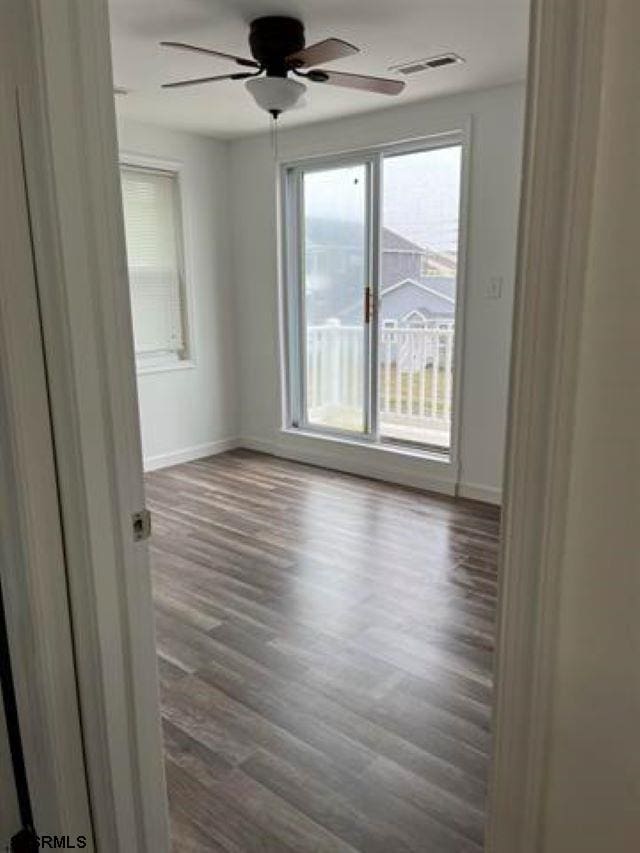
[0,5,93,841]
[0,2,169,848]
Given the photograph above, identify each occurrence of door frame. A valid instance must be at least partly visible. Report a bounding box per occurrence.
[0,1,94,844]
[1,0,169,849]
[279,127,469,459]
[284,153,376,440]
[3,0,609,850]
[487,1,606,850]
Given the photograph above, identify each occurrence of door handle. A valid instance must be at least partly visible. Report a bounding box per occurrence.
[364,286,372,324]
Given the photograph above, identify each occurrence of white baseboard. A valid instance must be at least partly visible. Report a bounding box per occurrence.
[143,437,239,472]
[143,434,502,506]
[458,481,502,505]
[239,434,458,498]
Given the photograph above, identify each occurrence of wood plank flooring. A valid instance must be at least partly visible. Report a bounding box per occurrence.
[145,450,500,852]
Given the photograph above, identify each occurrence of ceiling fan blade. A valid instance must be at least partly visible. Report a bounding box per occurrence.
[160,40,259,69]
[162,72,256,89]
[286,38,359,69]
[309,69,405,96]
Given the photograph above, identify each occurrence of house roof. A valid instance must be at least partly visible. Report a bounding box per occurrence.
[381,228,425,253]
[305,218,425,254]
[418,276,456,300]
[381,277,456,317]
[336,276,455,322]
[382,276,454,300]
[305,217,456,322]
[423,247,458,275]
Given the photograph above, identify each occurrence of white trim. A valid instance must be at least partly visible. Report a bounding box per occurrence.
[285,155,377,440]
[0,3,94,837]
[279,128,467,170]
[242,434,457,496]
[144,438,239,472]
[136,355,196,376]
[280,427,450,464]
[143,434,504,505]
[487,1,606,850]
[458,481,502,506]
[143,435,505,505]
[119,151,183,174]
[279,127,469,461]
[27,0,170,849]
[447,119,471,507]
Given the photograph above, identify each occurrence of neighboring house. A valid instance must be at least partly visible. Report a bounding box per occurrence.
[379,278,455,327]
[305,218,456,326]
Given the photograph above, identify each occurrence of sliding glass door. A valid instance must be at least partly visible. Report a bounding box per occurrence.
[378,145,461,449]
[298,160,372,435]
[284,136,464,454]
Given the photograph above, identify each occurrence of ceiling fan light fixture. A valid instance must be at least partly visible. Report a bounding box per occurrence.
[245,76,306,117]
[161,19,405,110]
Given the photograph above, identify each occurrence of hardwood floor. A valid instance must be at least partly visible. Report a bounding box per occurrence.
[145,450,500,852]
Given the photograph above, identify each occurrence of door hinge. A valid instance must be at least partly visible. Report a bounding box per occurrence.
[132,509,151,542]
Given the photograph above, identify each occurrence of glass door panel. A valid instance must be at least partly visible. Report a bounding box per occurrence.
[302,163,369,433]
[378,146,462,450]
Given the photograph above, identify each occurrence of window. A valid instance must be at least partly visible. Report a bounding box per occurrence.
[403,310,429,328]
[120,163,190,371]
[301,163,368,433]
[282,135,464,454]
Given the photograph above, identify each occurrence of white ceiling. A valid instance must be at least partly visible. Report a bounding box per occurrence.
[109,0,530,139]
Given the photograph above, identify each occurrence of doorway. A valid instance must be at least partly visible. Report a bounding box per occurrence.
[114,42,518,853]
[3,1,620,850]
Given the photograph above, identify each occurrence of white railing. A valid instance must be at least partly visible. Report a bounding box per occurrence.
[306,320,455,442]
[306,321,364,412]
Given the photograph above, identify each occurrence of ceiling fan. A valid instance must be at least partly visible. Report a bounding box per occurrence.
[160,16,405,118]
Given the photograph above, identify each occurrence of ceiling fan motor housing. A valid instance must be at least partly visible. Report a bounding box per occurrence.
[249,16,305,77]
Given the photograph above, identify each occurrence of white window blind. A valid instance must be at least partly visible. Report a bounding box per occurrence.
[120,166,186,362]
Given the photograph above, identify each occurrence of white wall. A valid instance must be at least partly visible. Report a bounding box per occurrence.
[118,84,524,499]
[229,83,524,502]
[542,2,640,849]
[116,119,238,469]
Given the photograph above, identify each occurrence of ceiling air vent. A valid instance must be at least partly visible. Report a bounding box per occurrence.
[390,53,465,76]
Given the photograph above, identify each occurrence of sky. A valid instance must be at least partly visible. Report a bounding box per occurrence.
[384,146,461,252]
[304,144,462,253]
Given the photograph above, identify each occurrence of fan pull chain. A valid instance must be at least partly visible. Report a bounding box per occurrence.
[270,114,279,160]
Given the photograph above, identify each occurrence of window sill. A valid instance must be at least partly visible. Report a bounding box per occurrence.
[280,426,452,466]
[136,359,195,377]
